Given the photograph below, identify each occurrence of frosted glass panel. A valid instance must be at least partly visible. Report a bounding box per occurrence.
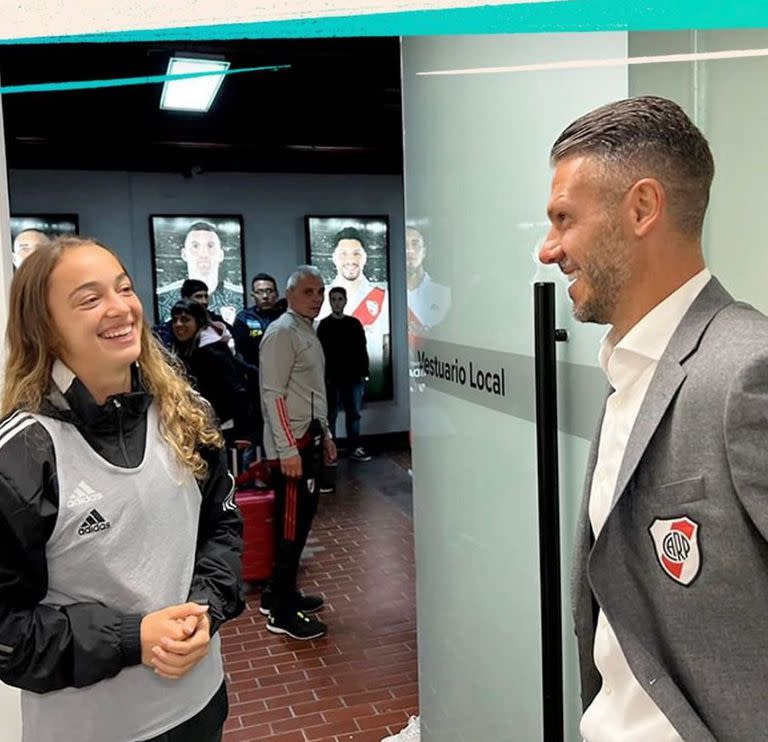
[697,29,768,313]
[404,27,768,742]
[628,29,768,312]
[402,33,628,741]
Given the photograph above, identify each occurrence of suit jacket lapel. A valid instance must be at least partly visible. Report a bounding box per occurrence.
[610,359,685,507]
[610,276,734,508]
[572,388,609,619]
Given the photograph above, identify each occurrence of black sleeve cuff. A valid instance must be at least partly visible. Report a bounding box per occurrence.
[208,615,223,636]
[188,589,225,635]
[120,614,143,667]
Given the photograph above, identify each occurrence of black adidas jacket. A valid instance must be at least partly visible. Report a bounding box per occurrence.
[0,365,244,694]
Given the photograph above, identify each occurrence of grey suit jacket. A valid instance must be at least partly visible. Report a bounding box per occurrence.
[573,277,768,741]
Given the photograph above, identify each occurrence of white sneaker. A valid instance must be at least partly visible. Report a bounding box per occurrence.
[381,715,420,742]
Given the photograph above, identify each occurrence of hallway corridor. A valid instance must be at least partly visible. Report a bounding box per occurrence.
[221,454,418,742]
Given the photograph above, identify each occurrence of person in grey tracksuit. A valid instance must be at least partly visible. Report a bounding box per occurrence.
[259,266,337,641]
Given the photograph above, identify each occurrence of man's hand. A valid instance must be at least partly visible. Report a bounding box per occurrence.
[140,603,209,670]
[150,614,212,680]
[323,438,337,465]
[281,454,302,478]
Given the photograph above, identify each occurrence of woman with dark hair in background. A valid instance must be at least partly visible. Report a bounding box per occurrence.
[0,237,243,742]
[170,297,248,446]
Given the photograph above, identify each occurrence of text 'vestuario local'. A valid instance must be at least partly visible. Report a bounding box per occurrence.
[415,350,506,396]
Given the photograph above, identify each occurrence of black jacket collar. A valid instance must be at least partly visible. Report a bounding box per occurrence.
[42,360,152,435]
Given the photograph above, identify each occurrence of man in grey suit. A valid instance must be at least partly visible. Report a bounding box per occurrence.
[540,95,768,741]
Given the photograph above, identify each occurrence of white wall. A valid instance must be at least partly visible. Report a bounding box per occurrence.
[0,71,22,742]
[8,168,410,435]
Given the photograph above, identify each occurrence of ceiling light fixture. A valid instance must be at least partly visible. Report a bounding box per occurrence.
[160,56,230,113]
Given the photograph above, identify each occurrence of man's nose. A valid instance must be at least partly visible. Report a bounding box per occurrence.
[538,232,564,265]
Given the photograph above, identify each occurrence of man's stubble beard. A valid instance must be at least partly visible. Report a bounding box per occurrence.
[572,219,632,326]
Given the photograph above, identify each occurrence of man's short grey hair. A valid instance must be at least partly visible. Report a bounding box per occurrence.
[551,95,715,238]
[14,228,50,244]
[286,265,323,292]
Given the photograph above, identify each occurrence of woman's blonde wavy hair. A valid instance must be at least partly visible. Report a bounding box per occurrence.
[2,236,223,478]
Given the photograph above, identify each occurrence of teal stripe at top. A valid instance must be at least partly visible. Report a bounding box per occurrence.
[3,0,768,45]
[0,64,290,95]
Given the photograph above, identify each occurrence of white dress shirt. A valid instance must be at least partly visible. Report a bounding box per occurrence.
[580,269,712,742]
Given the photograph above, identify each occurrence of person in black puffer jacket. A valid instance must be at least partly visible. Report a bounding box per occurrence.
[170,298,249,446]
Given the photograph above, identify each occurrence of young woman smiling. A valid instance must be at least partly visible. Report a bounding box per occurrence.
[0,237,244,742]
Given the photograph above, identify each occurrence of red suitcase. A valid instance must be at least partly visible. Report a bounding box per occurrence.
[237,487,275,583]
[230,451,276,583]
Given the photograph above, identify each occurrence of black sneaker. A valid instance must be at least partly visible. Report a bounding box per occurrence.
[266,611,327,640]
[260,590,324,616]
[350,447,372,462]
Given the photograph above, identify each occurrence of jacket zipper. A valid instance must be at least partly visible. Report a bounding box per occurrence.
[113,399,130,466]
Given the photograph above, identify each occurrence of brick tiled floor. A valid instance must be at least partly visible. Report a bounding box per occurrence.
[221,453,418,742]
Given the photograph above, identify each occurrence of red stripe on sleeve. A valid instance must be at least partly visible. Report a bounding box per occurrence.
[276,397,297,447]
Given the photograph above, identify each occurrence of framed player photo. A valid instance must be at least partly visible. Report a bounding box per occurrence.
[149,214,246,325]
[305,214,392,401]
[10,214,79,269]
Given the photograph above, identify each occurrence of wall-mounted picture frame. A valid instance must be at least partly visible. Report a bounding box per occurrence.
[149,214,246,326]
[305,214,392,402]
[10,213,79,269]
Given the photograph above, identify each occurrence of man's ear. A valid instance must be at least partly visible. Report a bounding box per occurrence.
[626,177,664,238]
